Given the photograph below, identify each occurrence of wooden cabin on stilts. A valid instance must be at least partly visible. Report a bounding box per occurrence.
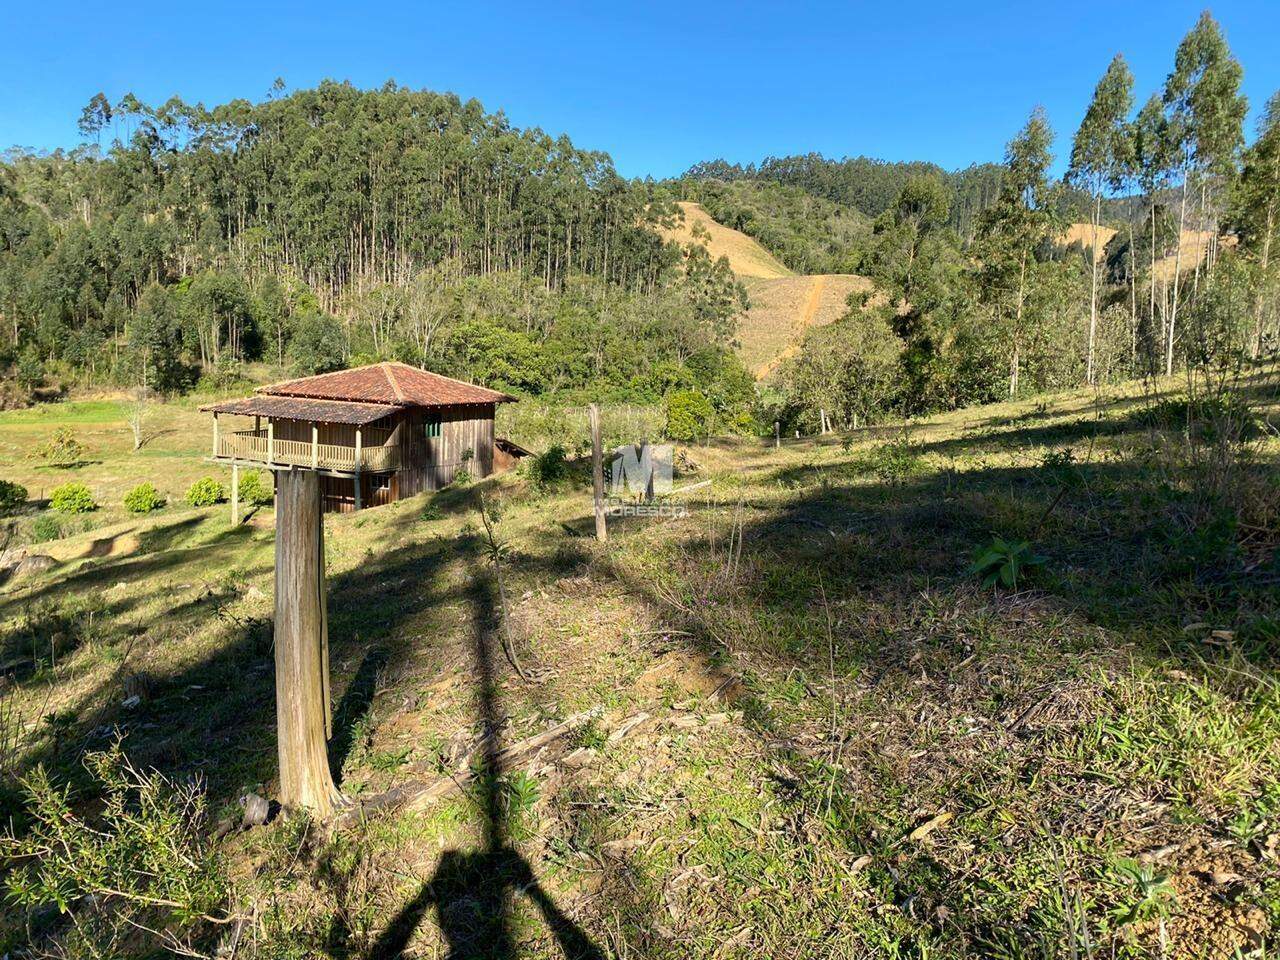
[199,363,517,815]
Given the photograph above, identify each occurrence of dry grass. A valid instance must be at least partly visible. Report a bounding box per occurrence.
[656,202,875,379]
[1059,221,1237,282]
[654,201,792,280]
[3,368,1278,958]
[743,273,874,379]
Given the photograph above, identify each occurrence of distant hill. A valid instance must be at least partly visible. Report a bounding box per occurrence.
[674,179,869,275]
[658,201,871,378]
[684,153,1009,241]
[1059,222,1232,280]
[655,202,792,279]
[741,274,873,379]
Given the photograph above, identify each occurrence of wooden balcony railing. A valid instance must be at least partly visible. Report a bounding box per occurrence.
[216,429,400,473]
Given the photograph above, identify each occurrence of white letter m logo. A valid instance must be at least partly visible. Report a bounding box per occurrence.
[609,443,673,497]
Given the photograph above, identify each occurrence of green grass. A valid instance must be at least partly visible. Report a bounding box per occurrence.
[1,368,1278,958]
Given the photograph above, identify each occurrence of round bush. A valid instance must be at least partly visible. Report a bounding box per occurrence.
[664,389,714,442]
[238,470,274,507]
[49,482,97,514]
[123,482,165,514]
[35,427,84,466]
[184,476,226,507]
[31,514,61,543]
[0,480,28,514]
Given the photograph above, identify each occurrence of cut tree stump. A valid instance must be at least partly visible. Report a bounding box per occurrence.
[274,469,343,816]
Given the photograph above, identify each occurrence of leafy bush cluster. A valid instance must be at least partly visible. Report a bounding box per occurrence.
[49,482,96,514]
[123,482,164,514]
[184,476,226,507]
[524,444,571,491]
[238,470,274,507]
[0,480,27,514]
[665,389,714,442]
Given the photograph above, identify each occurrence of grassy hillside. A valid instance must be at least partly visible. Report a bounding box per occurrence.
[677,179,871,275]
[657,202,872,379]
[740,274,873,379]
[2,369,1277,958]
[655,201,793,279]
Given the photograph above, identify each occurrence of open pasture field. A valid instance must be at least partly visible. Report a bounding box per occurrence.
[1,371,1278,959]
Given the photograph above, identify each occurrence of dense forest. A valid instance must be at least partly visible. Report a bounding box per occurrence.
[682,154,1011,242]
[1,11,1277,438]
[0,82,751,413]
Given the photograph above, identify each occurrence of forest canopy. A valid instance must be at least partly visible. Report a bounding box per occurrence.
[0,82,753,413]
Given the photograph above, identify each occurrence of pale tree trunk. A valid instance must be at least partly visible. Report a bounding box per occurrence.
[1149,202,1158,360]
[1010,251,1027,398]
[1128,221,1138,364]
[274,470,343,816]
[1167,170,1191,377]
[1087,192,1101,385]
[1254,202,1275,359]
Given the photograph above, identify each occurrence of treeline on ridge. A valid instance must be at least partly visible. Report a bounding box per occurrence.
[0,81,755,421]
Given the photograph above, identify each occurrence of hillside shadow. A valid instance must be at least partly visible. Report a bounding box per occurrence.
[4,494,620,955]
[368,548,606,960]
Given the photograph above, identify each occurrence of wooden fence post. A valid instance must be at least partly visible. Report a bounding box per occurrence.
[273,469,342,816]
[774,421,780,450]
[589,404,607,543]
[231,461,240,527]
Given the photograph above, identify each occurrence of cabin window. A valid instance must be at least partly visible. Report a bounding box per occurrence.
[371,473,392,492]
[424,416,441,439]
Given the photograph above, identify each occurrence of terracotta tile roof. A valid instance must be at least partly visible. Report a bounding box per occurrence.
[257,362,515,407]
[200,395,401,425]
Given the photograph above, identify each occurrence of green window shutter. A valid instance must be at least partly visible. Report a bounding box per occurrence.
[425,417,441,439]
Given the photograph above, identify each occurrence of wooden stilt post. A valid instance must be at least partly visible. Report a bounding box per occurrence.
[354,427,362,511]
[775,420,780,449]
[642,439,655,502]
[231,461,240,526]
[212,413,219,458]
[273,469,342,815]
[589,404,607,543]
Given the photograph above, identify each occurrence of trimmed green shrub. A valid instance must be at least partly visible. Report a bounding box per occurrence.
[0,480,28,514]
[31,514,61,543]
[184,476,226,507]
[123,482,164,514]
[664,389,714,442]
[49,482,96,514]
[238,470,274,507]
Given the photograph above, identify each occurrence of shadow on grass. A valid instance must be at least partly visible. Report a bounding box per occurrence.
[368,548,605,959]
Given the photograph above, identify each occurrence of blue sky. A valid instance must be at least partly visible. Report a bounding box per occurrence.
[2,1,1278,179]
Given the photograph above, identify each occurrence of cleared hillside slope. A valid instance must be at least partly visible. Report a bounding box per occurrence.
[659,201,870,378]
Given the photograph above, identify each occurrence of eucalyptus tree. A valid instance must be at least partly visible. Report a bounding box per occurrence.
[1162,11,1248,374]
[976,108,1058,397]
[1130,93,1176,361]
[1233,92,1280,358]
[1068,54,1134,384]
